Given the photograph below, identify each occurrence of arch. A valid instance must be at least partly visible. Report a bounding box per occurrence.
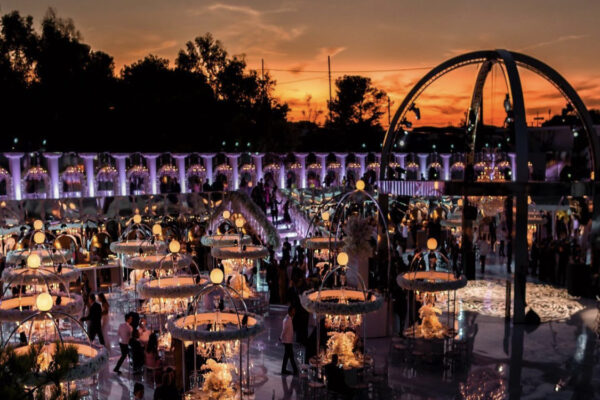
[380,49,600,324]
[380,49,600,182]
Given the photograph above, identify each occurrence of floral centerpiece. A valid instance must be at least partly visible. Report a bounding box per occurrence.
[325,331,362,369]
[201,359,236,399]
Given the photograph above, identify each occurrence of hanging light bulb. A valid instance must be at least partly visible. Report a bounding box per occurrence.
[36,292,53,312]
[27,254,41,269]
[169,240,181,253]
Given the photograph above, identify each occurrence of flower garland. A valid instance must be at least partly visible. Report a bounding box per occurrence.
[169,312,264,342]
[0,293,83,322]
[6,248,69,266]
[396,271,467,292]
[2,265,81,285]
[109,239,166,255]
[201,234,251,248]
[137,275,207,299]
[300,288,384,316]
[210,245,268,260]
[125,253,192,270]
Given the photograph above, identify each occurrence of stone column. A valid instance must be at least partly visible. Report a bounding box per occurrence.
[316,153,328,185]
[173,154,188,193]
[252,153,264,182]
[441,153,452,181]
[226,154,240,190]
[295,153,308,188]
[143,154,159,194]
[279,157,286,188]
[396,153,407,169]
[356,153,367,178]
[43,153,61,199]
[113,154,129,196]
[201,154,216,184]
[80,153,96,197]
[335,153,347,184]
[418,153,429,180]
[5,153,23,200]
[509,153,517,182]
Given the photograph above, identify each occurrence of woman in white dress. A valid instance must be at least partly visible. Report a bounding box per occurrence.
[98,292,111,355]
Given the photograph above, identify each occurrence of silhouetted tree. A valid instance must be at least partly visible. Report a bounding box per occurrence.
[326,75,387,150]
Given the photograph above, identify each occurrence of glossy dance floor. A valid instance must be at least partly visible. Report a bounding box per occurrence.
[94,271,599,399]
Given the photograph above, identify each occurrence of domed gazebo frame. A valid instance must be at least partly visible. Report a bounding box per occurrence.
[167,274,264,397]
[380,49,600,324]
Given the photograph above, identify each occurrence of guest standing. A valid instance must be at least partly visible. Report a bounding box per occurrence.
[80,294,105,345]
[280,306,298,375]
[145,332,163,369]
[114,313,133,374]
[98,293,111,355]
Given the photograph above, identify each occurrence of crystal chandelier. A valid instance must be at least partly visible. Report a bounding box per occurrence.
[324,287,362,330]
[470,165,506,217]
[196,297,241,360]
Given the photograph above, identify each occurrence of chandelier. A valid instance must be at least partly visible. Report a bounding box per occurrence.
[451,161,465,171]
[196,303,241,360]
[406,161,419,171]
[429,161,442,170]
[327,162,342,171]
[324,285,362,330]
[470,166,506,217]
[325,312,362,331]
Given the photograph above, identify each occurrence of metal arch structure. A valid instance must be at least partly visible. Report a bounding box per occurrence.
[380,49,600,181]
[380,49,600,321]
[379,50,600,399]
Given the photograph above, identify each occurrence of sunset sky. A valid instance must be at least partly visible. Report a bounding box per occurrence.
[3,0,600,127]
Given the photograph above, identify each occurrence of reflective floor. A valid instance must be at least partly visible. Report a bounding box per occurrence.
[94,260,599,399]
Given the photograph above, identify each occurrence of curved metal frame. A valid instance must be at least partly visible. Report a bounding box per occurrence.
[380,49,600,324]
[182,281,255,397]
[380,49,600,181]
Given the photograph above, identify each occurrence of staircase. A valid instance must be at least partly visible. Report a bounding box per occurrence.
[264,209,302,258]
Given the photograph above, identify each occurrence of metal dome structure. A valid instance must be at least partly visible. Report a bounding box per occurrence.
[379,49,600,324]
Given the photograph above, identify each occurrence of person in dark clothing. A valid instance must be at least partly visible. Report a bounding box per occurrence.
[280,306,298,375]
[530,240,540,276]
[557,241,569,286]
[80,293,105,345]
[295,241,304,264]
[130,329,145,373]
[153,367,180,400]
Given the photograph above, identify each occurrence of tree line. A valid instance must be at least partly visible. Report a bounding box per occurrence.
[0,9,388,153]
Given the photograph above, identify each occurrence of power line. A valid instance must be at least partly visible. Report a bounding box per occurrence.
[276,77,327,85]
[256,66,433,74]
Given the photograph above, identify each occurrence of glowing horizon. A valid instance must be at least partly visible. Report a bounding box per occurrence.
[2,0,599,127]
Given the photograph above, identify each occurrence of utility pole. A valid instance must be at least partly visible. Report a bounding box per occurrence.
[261,58,264,79]
[387,96,391,128]
[328,55,333,122]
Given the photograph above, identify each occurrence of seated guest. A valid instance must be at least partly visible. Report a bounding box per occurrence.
[130,329,145,373]
[153,367,180,400]
[145,332,163,369]
[324,354,348,396]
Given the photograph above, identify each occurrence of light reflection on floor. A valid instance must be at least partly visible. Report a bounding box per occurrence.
[92,261,599,399]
